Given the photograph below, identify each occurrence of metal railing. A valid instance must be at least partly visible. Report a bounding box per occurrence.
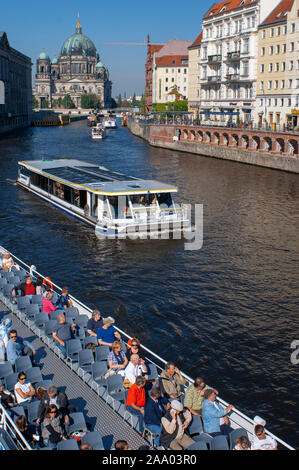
[0,403,32,450]
[0,245,295,450]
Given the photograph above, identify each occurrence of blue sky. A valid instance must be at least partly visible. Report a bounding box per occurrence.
[2,0,207,97]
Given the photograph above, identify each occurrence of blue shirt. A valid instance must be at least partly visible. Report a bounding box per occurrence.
[97,325,117,344]
[6,338,34,365]
[202,399,226,433]
[56,294,70,309]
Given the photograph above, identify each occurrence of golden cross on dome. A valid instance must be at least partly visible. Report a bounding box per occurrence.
[76,13,81,30]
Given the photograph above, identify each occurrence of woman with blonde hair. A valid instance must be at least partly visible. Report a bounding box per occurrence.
[2,253,14,272]
[107,340,128,376]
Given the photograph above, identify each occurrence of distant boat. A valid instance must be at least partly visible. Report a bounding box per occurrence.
[91,123,106,139]
[104,118,117,129]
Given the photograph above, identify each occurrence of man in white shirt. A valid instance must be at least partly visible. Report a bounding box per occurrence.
[251,425,277,450]
[123,354,148,385]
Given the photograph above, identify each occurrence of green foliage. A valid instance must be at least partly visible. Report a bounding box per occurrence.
[62,94,75,109]
[32,96,39,109]
[52,97,63,108]
[117,94,122,107]
[152,100,188,112]
[80,93,101,109]
[40,98,49,109]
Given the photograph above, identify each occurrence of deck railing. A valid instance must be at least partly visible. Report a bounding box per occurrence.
[0,245,295,450]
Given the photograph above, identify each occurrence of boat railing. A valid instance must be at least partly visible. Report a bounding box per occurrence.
[0,403,32,450]
[0,245,295,450]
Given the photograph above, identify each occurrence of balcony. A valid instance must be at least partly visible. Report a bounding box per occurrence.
[226,51,241,61]
[226,74,240,82]
[207,54,222,63]
[207,76,222,83]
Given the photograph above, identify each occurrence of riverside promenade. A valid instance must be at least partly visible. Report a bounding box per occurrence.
[128,117,299,174]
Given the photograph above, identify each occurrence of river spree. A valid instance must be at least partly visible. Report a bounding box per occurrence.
[0,120,298,447]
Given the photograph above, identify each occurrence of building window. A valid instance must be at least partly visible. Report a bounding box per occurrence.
[261,47,265,56]
[260,81,264,90]
[165,77,168,82]
[283,25,287,34]
[268,80,272,89]
[291,23,295,33]
[260,64,264,73]
[289,79,293,88]
[274,80,278,89]
[281,80,285,88]
[270,28,274,37]
[289,60,294,71]
[276,45,280,54]
[281,62,286,71]
[243,38,249,53]
[268,63,273,72]
[275,62,279,71]
[262,29,266,39]
[277,26,280,36]
[269,46,274,55]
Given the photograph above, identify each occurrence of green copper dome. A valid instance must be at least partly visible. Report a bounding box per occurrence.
[96,61,105,69]
[38,50,50,61]
[51,57,58,64]
[60,21,97,58]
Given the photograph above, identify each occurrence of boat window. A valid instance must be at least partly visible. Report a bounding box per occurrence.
[107,195,132,219]
[131,193,156,207]
[157,192,173,207]
[19,167,30,178]
[30,172,49,192]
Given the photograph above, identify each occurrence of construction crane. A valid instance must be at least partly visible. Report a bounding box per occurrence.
[102,41,147,46]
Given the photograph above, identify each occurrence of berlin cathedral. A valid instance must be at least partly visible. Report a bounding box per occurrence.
[34,17,112,108]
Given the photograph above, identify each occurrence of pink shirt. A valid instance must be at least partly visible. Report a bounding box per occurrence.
[42,298,56,317]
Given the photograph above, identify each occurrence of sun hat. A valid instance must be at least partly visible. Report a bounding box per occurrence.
[103,316,115,325]
[171,400,183,411]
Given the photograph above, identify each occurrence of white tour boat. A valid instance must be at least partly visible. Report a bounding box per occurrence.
[103,118,117,129]
[91,123,106,140]
[17,159,190,237]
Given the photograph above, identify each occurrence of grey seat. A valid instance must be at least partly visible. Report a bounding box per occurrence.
[76,314,89,328]
[26,304,41,319]
[106,375,126,402]
[24,366,43,385]
[67,411,88,434]
[78,349,94,374]
[186,440,208,450]
[210,434,229,450]
[65,307,79,322]
[91,361,107,387]
[10,405,26,420]
[27,399,40,424]
[4,372,19,392]
[95,345,110,362]
[15,356,32,373]
[0,362,14,382]
[228,428,250,449]
[84,335,98,348]
[43,320,57,337]
[17,296,30,310]
[57,438,79,450]
[36,379,53,390]
[31,295,43,305]
[188,415,203,436]
[66,339,82,362]
[34,312,49,329]
[81,431,104,450]
[147,363,159,382]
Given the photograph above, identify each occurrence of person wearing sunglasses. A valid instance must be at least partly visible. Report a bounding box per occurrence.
[251,425,277,450]
[14,372,35,405]
[6,329,37,367]
[41,405,67,447]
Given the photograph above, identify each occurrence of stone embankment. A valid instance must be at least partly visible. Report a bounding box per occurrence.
[128,118,299,173]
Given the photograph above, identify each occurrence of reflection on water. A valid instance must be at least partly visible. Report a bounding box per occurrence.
[0,121,298,447]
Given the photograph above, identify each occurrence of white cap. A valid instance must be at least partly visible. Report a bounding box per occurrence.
[171,400,183,411]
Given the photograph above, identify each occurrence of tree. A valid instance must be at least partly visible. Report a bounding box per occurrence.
[81,94,101,109]
[32,96,38,109]
[117,94,122,107]
[62,94,75,109]
[131,93,137,107]
[139,94,145,113]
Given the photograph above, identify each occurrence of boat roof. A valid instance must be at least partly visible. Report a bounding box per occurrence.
[18,159,177,195]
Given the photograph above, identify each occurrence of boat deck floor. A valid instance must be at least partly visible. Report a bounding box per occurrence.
[0,300,149,450]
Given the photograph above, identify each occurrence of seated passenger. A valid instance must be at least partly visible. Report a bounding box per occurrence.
[144,386,169,447]
[15,415,38,447]
[201,388,234,436]
[126,338,146,362]
[52,313,76,357]
[107,340,128,376]
[55,286,73,310]
[235,435,251,450]
[2,253,14,272]
[123,354,148,386]
[160,399,194,450]
[86,309,103,337]
[97,317,121,347]
[41,404,67,446]
[126,375,146,432]
[251,425,277,450]
[11,275,36,299]
[114,440,130,450]
[6,329,37,367]
[160,362,186,399]
[14,371,35,405]
[36,385,71,425]
[0,381,15,409]
[42,292,57,318]
[184,377,217,416]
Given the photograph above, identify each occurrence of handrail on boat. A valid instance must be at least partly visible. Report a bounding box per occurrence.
[0,244,295,450]
[0,403,32,450]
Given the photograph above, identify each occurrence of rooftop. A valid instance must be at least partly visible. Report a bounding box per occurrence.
[155,55,188,67]
[260,0,294,26]
[19,159,177,195]
[156,39,192,57]
[203,0,259,20]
